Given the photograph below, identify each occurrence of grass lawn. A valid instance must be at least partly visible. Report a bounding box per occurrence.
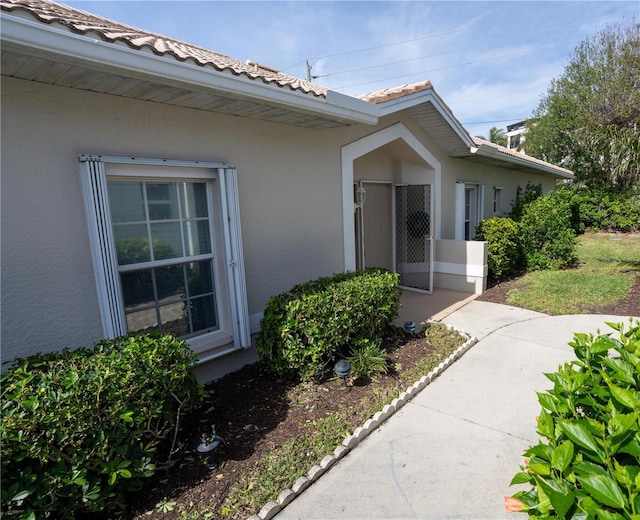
[506,233,640,314]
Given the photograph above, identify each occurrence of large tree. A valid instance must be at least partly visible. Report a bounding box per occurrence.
[525,21,640,189]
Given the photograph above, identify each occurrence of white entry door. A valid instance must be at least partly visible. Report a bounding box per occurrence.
[395,184,433,293]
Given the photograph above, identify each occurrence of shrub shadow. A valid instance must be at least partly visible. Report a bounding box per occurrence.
[118,360,294,518]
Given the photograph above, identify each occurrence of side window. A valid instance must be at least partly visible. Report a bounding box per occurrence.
[493,187,503,215]
[80,156,250,354]
[455,181,484,241]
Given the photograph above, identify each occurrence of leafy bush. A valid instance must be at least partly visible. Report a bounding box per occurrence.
[558,186,640,234]
[510,182,543,222]
[475,217,524,278]
[506,320,640,518]
[257,268,401,381]
[519,193,578,271]
[1,334,203,519]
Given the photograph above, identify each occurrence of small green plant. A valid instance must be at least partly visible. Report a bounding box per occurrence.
[257,268,401,381]
[506,320,640,518]
[347,337,389,381]
[475,217,524,278]
[519,192,578,271]
[1,334,203,519]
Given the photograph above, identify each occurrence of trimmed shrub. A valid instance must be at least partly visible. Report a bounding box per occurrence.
[475,217,524,278]
[257,268,401,381]
[506,320,640,518]
[1,334,203,519]
[519,193,578,270]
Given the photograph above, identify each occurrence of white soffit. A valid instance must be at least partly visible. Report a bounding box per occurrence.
[0,13,379,127]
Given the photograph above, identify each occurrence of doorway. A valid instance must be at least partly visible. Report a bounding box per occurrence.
[355,182,433,293]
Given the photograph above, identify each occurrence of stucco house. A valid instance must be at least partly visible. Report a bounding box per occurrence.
[0,0,573,381]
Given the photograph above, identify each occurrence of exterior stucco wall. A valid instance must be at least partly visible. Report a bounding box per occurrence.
[385,115,558,239]
[2,77,563,369]
[1,77,347,362]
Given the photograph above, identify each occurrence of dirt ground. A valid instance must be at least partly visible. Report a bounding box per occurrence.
[113,327,462,520]
[111,268,638,520]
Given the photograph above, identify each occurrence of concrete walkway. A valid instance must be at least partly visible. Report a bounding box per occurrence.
[274,302,638,520]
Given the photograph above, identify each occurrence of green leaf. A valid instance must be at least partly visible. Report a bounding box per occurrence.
[552,441,575,472]
[11,489,32,502]
[511,472,532,485]
[607,413,637,437]
[538,392,559,413]
[608,384,639,411]
[575,473,627,510]
[549,490,576,519]
[559,421,601,455]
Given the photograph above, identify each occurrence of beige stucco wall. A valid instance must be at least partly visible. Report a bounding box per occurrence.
[0,77,349,362]
[1,77,562,369]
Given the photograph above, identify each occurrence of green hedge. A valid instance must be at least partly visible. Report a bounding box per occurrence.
[475,217,524,278]
[506,320,640,517]
[557,186,640,234]
[519,192,578,271]
[1,334,203,519]
[257,268,401,381]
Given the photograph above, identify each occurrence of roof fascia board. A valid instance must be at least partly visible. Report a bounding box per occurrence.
[377,89,475,149]
[472,144,573,179]
[1,14,379,125]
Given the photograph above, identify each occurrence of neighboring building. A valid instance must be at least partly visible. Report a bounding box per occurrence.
[506,120,527,153]
[0,0,573,381]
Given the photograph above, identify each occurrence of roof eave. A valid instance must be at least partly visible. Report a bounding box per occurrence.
[471,143,574,179]
[0,13,379,125]
[377,88,476,150]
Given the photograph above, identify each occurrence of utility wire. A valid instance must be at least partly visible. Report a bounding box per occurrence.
[324,7,635,79]
[338,36,585,92]
[281,0,598,72]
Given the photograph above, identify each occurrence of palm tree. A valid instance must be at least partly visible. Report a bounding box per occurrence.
[478,127,508,147]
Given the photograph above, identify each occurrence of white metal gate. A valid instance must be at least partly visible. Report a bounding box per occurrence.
[395,184,433,293]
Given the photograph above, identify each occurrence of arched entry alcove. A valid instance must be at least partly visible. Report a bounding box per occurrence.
[342,123,441,293]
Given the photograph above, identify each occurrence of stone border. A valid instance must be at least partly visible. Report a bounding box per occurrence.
[247,326,478,520]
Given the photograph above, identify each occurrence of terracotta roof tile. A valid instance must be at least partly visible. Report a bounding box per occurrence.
[0,0,328,97]
[472,136,574,176]
[359,80,433,104]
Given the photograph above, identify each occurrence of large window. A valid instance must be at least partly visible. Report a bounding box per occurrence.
[108,180,218,338]
[80,156,250,356]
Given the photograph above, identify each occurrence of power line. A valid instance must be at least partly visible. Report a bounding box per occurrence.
[281,0,597,72]
[463,119,528,126]
[324,8,635,79]
[336,36,585,92]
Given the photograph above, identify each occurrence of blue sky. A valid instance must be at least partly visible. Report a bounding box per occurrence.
[65,1,637,138]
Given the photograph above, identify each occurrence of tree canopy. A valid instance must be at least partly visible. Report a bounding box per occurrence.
[525,21,640,189]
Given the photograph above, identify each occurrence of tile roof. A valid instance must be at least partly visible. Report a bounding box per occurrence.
[472,136,574,176]
[0,0,328,98]
[359,81,434,104]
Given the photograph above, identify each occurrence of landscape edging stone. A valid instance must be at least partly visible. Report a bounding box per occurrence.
[255,326,478,520]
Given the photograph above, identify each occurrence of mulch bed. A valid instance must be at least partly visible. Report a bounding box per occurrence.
[106,262,638,520]
[116,328,459,520]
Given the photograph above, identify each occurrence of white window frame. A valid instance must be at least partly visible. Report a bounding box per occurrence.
[79,155,250,356]
[455,181,484,240]
[493,186,503,215]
